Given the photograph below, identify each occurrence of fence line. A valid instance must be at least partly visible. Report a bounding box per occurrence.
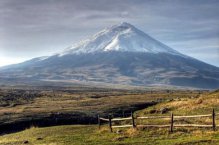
[98,108,216,132]
[111,117,132,121]
[137,116,169,119]
[174,114,212,119]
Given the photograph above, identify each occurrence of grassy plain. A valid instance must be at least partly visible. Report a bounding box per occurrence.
[0,86,218,144]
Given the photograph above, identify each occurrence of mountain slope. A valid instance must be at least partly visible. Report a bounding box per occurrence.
[58,22,182,56]
[0,22,219,89]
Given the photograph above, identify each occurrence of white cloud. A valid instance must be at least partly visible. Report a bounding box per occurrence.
[0,0,219,67]
[0,56,26,67]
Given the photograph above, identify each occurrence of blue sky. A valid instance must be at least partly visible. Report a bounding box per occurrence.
[0,0,219,67]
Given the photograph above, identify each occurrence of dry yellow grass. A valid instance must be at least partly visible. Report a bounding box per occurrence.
[0,89,218,145]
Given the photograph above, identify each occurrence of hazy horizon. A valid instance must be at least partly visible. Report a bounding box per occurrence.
[1,0,219,67]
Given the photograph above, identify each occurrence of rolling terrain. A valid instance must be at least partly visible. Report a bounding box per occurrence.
[0,86,203,134]
[0,89,218,145]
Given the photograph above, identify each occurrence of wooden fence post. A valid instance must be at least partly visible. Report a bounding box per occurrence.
[212,109,216,131]
[131,112,136,128]
[98,115,101,130]
[170,112,174,132]
[109,114,112,132]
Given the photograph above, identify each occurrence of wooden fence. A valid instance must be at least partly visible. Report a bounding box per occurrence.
[98,109,217,132]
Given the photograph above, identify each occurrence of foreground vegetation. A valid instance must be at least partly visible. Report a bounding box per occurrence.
[1,124,219,145]
[0,86,201,129]
[0,86,218,144]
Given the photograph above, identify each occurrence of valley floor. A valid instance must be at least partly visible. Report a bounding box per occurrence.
[0,87,219,145]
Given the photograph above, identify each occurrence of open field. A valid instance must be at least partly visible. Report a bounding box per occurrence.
[0,85,217,145]
[1,124,219,145]
[0,89,218,144]
[0,85,204,132]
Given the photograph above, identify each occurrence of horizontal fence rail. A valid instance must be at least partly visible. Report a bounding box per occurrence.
[111,117,132,121]
[173,124,212,127]
[99,117,109,121]
[137,116,170,119]
[138,125,170,128]
[98,108,217,132]
[174,114,212,119]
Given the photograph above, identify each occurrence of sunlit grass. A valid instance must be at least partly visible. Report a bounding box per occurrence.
[0,89,218,144]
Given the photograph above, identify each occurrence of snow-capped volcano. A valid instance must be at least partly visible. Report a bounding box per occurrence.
[59,22,182,56]
[0,22,219,89]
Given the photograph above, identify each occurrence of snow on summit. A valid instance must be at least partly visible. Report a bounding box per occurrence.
[58,22,182,56]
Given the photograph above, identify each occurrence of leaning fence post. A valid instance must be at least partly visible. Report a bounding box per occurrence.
[212,109,216,131]
[98,114,101,130]
[109,114,112,132]
[131,112,136,128]
[170,112,174,132]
